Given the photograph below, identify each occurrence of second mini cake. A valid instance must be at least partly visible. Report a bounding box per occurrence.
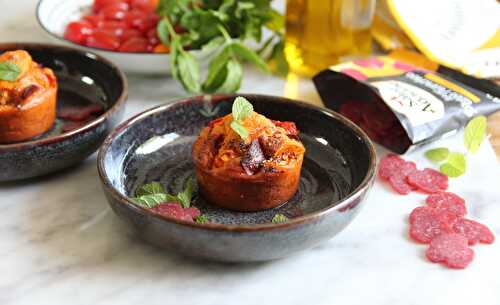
[192,97,305,212]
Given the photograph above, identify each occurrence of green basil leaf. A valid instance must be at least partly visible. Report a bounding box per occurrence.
[201,36,225,54]
[157,18,170,46]
[265,9,284,31]
[195,215,209,224]
[214,59,242,93]
[268,39,288,77]
[0,61,21,81]
[176,178,193,208]
[135,182,165,197]
[272,214,289,224]
[440,152,467,178]
[170,37,181,80]
[230,42,270,73]
[177,50,201,93]
[230,120,249,140]
[464,115,487,154]
[132,193,169,208]
[232,96,253,121]
[425,148,450,163]
[203,46,231,90]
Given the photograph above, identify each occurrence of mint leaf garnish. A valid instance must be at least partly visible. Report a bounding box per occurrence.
[425,148,450,163]
[464,116,487,154]
[230,120,249,140]
[195,215,209,224]
[272,214,289,224]
[232,96,254,121]
[230,97,253,140]
[176,178,193,208]
[440,152,467,178]
[132,193,169,208]
[0,62,21,81]
[135,182,165,197]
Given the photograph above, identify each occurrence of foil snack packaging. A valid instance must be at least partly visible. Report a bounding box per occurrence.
[313,56,500,154]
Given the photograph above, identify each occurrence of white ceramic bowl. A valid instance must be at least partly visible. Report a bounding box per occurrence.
[36,0,209,74]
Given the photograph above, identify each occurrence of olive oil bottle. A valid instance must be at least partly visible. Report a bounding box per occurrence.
[285,0,375,76]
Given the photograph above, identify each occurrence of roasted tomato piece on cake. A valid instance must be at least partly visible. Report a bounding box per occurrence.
[0,50,57,143]
[192,97,305,212]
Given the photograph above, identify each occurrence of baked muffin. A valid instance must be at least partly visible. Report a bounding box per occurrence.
[0,50,57,143]
[192,97,305,211]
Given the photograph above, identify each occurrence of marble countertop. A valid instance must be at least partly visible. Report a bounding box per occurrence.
[1,1,500,304]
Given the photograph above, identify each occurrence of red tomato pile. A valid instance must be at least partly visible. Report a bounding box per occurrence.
[63,0,168,53]
[379,154,495,269]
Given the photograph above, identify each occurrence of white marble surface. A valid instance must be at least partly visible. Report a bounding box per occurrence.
[1,1,500,304]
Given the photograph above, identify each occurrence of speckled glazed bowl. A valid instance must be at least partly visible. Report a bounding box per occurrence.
[97,94,376,262]
[0,43,127,182]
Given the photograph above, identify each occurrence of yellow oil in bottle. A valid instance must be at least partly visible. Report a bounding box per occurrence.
[285,0,375,76]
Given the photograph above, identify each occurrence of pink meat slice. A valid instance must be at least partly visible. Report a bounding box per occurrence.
[409,206,454,243]
[452,218,495,245]
[425,192,467,218]
[425,233,474,269]
[407,168,448,194]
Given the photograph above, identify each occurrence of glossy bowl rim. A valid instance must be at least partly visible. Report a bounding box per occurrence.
[36,0,199,57]
[0,42,128,152]
[97,94,377,232]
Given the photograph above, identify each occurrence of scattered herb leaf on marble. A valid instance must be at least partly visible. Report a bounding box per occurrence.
[440,152,467,178]
[464,115,487,154]
[425,148,450,163]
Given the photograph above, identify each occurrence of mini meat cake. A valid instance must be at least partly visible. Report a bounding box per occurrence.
[192,97,305,211]
[0,50,57,143]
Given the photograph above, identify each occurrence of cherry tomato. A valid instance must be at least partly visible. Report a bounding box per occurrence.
[101,2,130,20]
[93,0,129,13]
[64,21,94,44]
[86,30,121,50]
[121,28,143,41]
[119,37,149,52]
[99,21,128,37]
[146,28,159,45]
[83,14,105,27]
[124,10,156,33]
[130,0,155,12]
[153,44,170,53]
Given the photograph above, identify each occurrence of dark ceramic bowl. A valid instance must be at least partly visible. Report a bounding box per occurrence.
[0,43,127,182]
[98,94,376,262]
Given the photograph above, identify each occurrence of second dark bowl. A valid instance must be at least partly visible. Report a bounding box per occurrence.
[0,43,127,182]
[98,94,376,262]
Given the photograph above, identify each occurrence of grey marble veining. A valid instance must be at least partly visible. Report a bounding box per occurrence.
[1,1,500,304]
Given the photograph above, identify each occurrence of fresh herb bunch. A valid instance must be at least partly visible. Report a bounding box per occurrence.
[156,0,287,93]
[425,116,487,178]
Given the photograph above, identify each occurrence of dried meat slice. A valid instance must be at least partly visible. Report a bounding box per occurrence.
[425,233,474,269]
[407,168,448,194]
[452,218,495,245]
[425,192,467,218]
[378,154,406,180]
[389,173,414,195]
[409,207,454,243]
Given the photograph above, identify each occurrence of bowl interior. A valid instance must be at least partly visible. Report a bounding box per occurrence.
[102,95,373,225]
[0,43,125,143]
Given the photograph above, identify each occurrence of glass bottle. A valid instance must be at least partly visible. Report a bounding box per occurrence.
[285,0,376,76]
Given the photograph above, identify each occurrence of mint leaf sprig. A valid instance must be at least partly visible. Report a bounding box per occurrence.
[272,213,289,224]
[156,0,285,94]
[0,61,21,82]
[425,116,487,178]
[132,178,193,209]
[230,96,253,140]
